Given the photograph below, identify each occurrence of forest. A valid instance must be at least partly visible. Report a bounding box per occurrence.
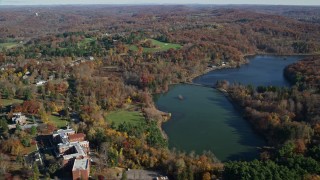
[217,56,320,179]
[0,4,320,180]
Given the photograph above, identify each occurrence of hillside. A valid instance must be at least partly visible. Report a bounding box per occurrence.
[0,5,320,180]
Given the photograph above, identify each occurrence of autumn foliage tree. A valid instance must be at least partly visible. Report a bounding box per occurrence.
[2,138,24,156]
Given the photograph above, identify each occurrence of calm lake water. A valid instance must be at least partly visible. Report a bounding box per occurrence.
[155,55,305,162]
[194,55,305,87]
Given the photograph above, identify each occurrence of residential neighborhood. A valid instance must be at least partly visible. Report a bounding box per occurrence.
[0,108,169,180]
[0,111,91,179]
[0,101,93,179]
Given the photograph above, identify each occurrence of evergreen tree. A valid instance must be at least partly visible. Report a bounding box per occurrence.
[121,171,127,180]
[33,163,40,180]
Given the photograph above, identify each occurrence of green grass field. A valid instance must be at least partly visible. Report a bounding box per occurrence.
[78,38,96,47]
[49,115,67,128]
[0,99,23,106]
[0,42,19,49]
[105,110,145,127]
[129,39,182,53]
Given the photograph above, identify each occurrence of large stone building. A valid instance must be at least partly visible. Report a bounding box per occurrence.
[52,128,90,180]
[72,158,90,180]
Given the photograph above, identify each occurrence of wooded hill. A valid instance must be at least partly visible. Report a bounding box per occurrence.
[0,5,320,180]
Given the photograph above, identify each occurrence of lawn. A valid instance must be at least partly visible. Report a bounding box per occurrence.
[0,42,19,50]
[105,110,145,127]
[0,98,23,106]
[129,39,182,53]
[78,37,96,47]
[49,115,67,128]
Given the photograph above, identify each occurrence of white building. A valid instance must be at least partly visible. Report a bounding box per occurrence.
[12,112,27,125]
[36,80,47,86]
[88,56,94,61]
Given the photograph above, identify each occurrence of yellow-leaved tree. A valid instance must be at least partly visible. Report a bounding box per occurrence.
[39,108,49,124]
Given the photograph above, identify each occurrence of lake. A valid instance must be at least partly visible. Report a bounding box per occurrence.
[194,55,305,87]
[155,55,305,161]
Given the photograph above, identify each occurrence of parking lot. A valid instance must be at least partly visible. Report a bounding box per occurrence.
[126,169,168,180]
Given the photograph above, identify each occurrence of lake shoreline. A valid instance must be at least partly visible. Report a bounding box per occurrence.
[186,53,312,85]
[215,87,270,144]
[154,54,271,139]
[154,54,313,159]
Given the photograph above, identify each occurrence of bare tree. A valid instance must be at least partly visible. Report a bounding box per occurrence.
[98,142,109,172]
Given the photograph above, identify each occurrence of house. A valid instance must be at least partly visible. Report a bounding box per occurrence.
[72,158,90,180]
[48,75,55,80]
[12,112,27,125]
[36,80,47,86]
[22,70,31,79]
[8,124,16,130]
[88,56,94,61]
[22,75,29,79]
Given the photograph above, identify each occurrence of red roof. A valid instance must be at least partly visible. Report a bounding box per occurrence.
[68,133,86,142]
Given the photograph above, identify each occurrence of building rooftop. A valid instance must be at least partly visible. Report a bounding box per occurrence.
[53,128,89,163]
[12,112,27,124]
[68,133,85,142]
[62,142,88,160]
[72,158,89,171]
[53,128,75,144]
[54,128,75,135]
